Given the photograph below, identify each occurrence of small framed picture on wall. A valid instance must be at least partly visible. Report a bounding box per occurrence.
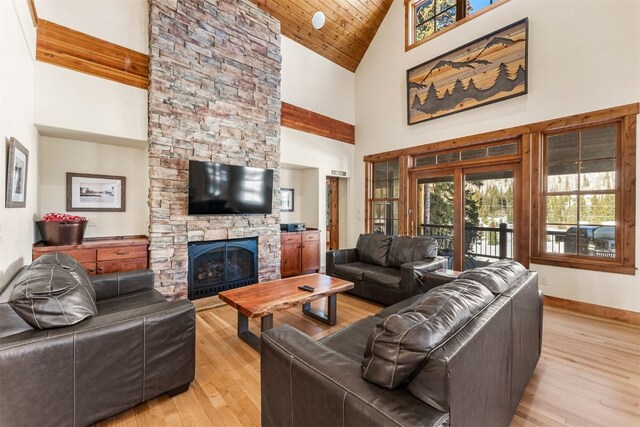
[280,188,294,212]
[67,172,126,212]
[5,137,29,208]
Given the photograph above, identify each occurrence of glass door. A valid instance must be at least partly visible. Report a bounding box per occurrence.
[410,171,455,267]
[463,167,516,270]
[411,164,519,271]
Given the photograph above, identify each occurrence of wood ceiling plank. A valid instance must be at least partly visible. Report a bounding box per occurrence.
[249,0,393,72]
[257,6,361,71]
[262,0,371,57]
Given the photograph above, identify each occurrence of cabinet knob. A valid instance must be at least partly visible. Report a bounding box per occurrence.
[116,251,129,256]
[98,267,104,272]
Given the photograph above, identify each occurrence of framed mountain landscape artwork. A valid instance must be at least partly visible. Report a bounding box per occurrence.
[407,18,528,125]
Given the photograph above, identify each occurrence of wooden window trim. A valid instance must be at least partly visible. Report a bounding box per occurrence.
[531,116,636,275]
[364,103,637,274]
[405,0,511,52]
[368,159,402,235]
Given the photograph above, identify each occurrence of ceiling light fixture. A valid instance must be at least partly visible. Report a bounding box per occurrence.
[312,11,325,30]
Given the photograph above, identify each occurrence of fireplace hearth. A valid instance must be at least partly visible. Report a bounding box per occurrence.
[188,237,258,300]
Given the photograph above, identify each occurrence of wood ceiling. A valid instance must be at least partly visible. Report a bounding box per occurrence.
[249,0,394,72]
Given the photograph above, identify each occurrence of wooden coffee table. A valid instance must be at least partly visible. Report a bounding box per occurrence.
[218,274,354,351]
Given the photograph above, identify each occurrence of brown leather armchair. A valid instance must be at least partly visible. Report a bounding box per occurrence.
[0,267,195,426]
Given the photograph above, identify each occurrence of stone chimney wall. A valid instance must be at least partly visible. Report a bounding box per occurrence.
[148,0,282,299]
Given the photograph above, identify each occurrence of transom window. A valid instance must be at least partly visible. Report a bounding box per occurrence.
[407,0,507,49]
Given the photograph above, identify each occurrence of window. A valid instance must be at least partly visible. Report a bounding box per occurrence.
[532,115,636,275]
[370,159,400,235]
[406,0,507,49]
[365,103,637,275]
[543,126,617,258]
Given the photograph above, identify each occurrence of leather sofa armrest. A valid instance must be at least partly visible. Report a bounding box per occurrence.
[0,299,195,426]
[538,290,544,356]
[326,248,357,276]
[91,269,155,300]
[400,257,448,300]
[261,325,447,427]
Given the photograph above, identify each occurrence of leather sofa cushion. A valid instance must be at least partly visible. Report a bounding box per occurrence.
[30,253,96,301]
[333,262,369,282]
[319,316,380,363]
[457,259,527,294]
[387,236,438,268]
[9,265,98,329]
[375,294,423,319]
[361,279,493,389]
[356,233,393,267]
[362,267,402,291]
[96,289,167,315]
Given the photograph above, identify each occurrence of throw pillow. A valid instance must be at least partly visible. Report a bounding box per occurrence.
[9,265,98,329]
[30,252,96,301]
[361,279,493,389]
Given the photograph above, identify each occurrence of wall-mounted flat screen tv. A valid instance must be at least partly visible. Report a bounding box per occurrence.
[188,160,274,215]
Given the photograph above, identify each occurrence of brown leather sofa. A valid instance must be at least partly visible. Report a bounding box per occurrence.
[326,233,447,305]
[0,256,196,426]
[261,260,543,427]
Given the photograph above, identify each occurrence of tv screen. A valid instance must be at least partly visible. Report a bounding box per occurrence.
[188,161,274,215]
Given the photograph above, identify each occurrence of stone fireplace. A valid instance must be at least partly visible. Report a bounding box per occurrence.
[148,0,282,299]
[188,237,258,299]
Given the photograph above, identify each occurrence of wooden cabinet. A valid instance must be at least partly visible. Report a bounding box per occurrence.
[33,236,149,275]
[280,230,321,278]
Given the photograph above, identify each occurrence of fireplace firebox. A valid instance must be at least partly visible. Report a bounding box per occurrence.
[187,237,258,300]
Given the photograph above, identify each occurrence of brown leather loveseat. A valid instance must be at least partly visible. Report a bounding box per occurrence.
[326,233,447,305]
[261,260,543,427]
[0,253,196,426]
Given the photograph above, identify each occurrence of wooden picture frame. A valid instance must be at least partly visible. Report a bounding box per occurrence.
[407,18,528,125]
[280,188,294,212]
[5,137,29,208]
[66,172,126,212]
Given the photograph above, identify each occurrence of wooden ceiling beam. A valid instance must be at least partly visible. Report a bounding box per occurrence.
[282,102,355,145]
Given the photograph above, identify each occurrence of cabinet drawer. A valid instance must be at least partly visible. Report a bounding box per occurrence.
[33,248,97,263]
[281,233,302,243]
[97,246,147,261]
[82,262,97,276]
[97,257,148,274]
[302,232,320,242]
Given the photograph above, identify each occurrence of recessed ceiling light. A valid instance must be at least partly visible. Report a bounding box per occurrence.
[312,11,325,30]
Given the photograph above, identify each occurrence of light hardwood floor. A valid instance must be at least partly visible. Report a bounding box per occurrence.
[98,294,640,427]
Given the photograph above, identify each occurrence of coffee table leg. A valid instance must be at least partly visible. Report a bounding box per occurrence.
[302,294,337,326]
[237,312,273,352]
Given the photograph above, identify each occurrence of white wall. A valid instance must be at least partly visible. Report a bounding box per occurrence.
[0,0,39,287]
[355,0,640,311]
[280,168,303,224]
[281,36,355,123]
[280,127,356,266]
[35,0,149,53]
[280,37,358,262]
[33,0,148,142]
[39,137,149,238]
[34,62,148,142]
[30,0,149,245]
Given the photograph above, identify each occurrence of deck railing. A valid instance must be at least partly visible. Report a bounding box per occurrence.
[419,223,514,260]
